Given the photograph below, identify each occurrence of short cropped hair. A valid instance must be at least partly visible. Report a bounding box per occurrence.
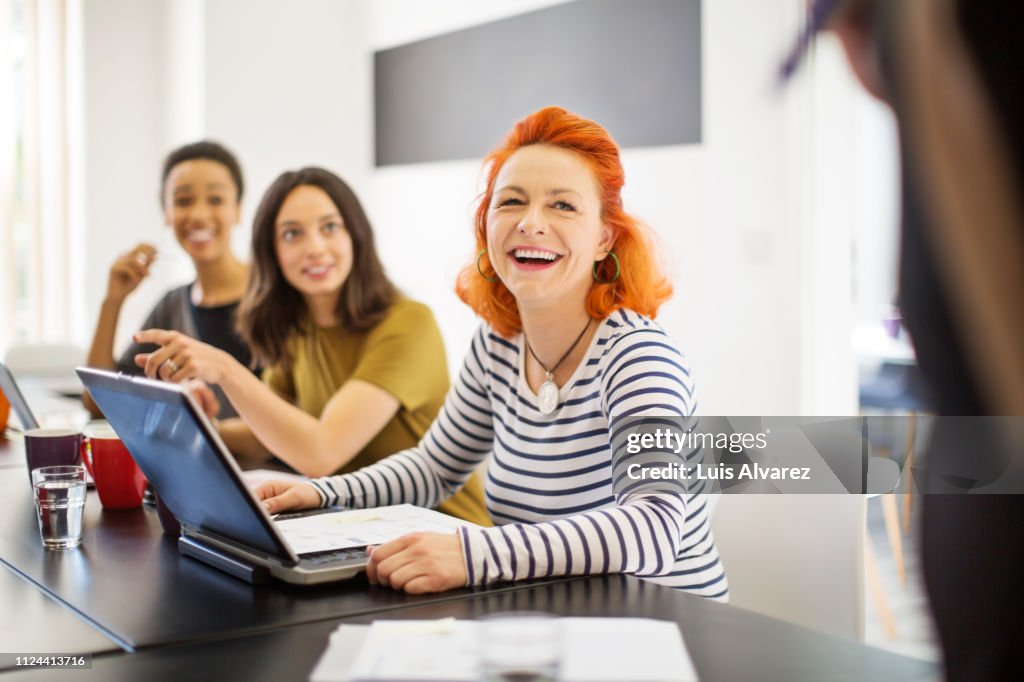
[160,141,245,205]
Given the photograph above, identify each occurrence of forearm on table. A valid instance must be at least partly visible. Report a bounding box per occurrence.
[217,418,272,463]
[309,368,495,507]
[459,495,687,586]
[218,366,349,477]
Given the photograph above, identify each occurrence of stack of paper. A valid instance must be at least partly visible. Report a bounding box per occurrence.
[310,617,698,682]
[275,504,475,555]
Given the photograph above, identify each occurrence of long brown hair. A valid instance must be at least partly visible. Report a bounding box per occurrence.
[237,168,397,368]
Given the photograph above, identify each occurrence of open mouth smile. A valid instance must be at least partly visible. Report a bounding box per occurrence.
[508,248,563,270]
[302,264,335,280]
[186,229,215,244]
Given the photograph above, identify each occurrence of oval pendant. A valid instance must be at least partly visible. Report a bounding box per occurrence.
[538,380,559,414]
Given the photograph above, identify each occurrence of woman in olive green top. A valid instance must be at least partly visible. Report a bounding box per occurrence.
[261,297,445,475]
[132,167,489,526]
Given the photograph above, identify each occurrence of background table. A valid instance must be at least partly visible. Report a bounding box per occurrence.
[0,575,938,681]
[0,566,119,670]
[0,467,562,651]
[1,432,940,681]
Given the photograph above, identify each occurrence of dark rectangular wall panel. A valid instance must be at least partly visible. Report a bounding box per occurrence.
[374,0,701,166]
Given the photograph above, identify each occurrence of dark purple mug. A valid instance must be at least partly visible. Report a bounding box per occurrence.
[24,428,82,487]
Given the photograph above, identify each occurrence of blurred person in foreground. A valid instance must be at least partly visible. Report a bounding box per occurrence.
[787,0,1024,678]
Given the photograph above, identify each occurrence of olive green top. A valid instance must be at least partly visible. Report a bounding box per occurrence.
[262,297,490,526]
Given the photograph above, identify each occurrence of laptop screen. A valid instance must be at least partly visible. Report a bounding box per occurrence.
[77,368,294,561]
[0,362,41,430]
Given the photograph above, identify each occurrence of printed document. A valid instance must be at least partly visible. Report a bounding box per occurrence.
[274,504,473,555]
[310,617,698,681]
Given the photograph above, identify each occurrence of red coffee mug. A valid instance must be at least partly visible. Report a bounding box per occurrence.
[81,424,147,509]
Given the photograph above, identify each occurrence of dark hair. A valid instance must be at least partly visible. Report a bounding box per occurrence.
[160,141,245,205]
[237,167,398,369]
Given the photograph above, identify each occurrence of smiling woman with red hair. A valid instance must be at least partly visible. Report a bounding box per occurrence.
[457,106,673,337]
[259,107,727,601]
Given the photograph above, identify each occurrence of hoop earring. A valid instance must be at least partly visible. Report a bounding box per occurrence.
[593,251,620,284]
[477,249,497,282]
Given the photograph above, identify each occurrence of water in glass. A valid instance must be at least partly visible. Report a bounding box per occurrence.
[33,467,87,549]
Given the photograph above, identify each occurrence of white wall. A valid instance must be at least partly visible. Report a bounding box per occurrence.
[75,0,893,415]
[654,0,805,415]
[366,0,849,414]
[366,0,574,374]
[79,0,371,356]
[81,0,188,355]
[204,0,372,249]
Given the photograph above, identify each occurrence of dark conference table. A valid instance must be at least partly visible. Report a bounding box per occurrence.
[0,436,939,681]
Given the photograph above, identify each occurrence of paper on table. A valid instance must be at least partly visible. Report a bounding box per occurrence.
[349,619,477,681]
[308,617,697,682]
[275,504,474,555]
[310,625,371,682]
[560,618,698,682]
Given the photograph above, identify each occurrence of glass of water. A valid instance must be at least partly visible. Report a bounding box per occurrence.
[32,466,87,550]
[479,612,561,682]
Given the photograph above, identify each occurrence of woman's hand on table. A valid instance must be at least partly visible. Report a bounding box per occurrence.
[255,480,321,513]
[366,532,467,594]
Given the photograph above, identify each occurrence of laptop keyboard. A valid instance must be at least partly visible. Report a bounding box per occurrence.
[299,547,369,565]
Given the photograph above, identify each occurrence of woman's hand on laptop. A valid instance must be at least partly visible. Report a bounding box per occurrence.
[133,329,235,385]
[255,480,320,513]
[365,532,467,594]
[183,379,220,419]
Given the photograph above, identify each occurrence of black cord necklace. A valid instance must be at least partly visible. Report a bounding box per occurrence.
[525,318,592,414]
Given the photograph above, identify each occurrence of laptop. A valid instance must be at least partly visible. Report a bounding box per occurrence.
[76,367,470,585]
[0,362,41,430]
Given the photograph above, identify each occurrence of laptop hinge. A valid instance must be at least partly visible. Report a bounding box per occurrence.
[178,535,270,584]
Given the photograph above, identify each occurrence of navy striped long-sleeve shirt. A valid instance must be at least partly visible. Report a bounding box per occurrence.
[309,308,728,600]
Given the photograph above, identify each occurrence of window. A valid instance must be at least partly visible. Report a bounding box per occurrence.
[4,0,30,344]
[1,0,79,354]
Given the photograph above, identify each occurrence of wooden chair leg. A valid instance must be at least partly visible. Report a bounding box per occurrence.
[902,413,917,536]
[880,494,907,586]
[865,532,898,639]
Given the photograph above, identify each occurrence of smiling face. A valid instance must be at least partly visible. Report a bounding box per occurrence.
[486,144,613,316]
[274,184,353,312]
[163,159,241,263]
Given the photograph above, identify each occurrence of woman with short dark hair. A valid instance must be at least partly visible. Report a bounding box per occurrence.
[85,141,252,418]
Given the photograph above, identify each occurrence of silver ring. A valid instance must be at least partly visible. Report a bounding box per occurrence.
[163,358,179,375]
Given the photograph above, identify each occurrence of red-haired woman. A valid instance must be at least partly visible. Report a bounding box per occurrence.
[259,107,728,600]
